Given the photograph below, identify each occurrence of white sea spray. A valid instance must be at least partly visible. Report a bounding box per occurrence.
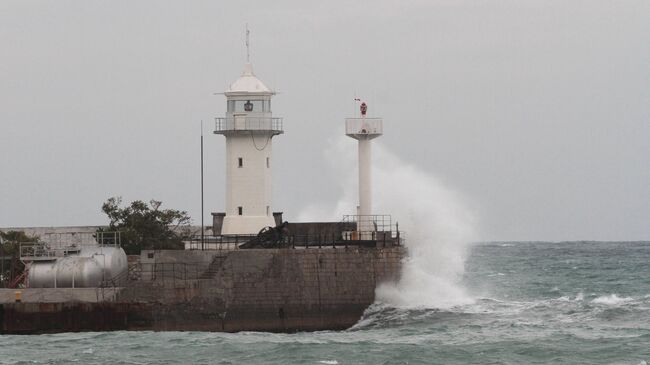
[299,137,478,309]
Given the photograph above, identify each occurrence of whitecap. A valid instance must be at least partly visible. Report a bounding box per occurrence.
[591,294,633,306]
[319,360,339,364]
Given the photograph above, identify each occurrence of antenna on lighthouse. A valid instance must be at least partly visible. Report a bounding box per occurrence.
[245,24,251,63]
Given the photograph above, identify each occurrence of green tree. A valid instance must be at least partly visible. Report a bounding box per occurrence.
[0,230,38,287]
[101,197,192,254]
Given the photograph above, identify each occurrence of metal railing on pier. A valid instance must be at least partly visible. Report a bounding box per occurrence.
[19,231,122,261]
[185,232,402,251]
[342,215,395,232]
[185,235,256,250]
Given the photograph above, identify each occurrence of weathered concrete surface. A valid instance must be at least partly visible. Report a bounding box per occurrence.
[0,302,152,334]
[1,247,404,334]
[0,288,121,304]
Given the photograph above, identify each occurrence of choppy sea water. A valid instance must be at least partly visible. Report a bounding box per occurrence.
[3,241,650,365]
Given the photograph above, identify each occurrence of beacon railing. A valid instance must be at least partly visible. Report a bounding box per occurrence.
[345,118,383,136]
[214,117,283,133]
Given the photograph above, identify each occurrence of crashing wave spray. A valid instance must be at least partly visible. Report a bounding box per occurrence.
[299,137,478,309]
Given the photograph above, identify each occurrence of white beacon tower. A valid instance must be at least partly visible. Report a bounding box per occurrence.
[346,102,383,238]
[214,53,282,235]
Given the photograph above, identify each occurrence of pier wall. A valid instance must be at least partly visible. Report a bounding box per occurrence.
[1,246,404,333]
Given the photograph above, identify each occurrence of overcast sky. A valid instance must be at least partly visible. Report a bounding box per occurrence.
[1,1,649,241]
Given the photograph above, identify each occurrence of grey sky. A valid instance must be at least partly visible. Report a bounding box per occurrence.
[1,1,649,241]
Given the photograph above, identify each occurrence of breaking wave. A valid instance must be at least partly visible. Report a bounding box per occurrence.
[592,294,634,306]
[355,292,650,332]
[299,138,478,309]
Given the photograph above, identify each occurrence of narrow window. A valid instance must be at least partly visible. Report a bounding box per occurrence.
[266,157,270,168]
[266,206,270,216]
[238,206,243,216]
[238,157,243,168]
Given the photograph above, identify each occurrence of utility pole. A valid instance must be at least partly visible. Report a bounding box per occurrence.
[201,121,205,250]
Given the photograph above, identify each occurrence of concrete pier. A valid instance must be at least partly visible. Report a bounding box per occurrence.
[1,246,404,334]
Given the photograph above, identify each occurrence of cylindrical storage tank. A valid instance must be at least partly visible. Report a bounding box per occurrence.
[28,257,102,288]
[54,257,103,287]
[27,261,57,288]
[79,246,128,281]
[27,245,128,288]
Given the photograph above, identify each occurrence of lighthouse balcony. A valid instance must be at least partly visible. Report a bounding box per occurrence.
[345,118,383,139]
[214,117,283,135]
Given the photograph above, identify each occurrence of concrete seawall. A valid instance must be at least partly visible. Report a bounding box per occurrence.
[1,246,404,333]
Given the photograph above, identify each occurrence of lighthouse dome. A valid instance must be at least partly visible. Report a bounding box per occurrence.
[226,63,271,94]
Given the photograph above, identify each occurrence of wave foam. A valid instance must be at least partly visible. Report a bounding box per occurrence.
[591,294,633,306]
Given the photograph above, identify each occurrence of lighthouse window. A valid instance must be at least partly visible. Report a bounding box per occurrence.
[238,157,243,167]
[230,100,267,112]
[238,206,243,215]
[266,157,270,168]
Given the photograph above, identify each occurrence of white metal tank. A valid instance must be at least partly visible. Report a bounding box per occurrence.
[78,246,127,280]
[27,246,127,288]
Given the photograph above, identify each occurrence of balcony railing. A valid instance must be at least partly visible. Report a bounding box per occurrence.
[214,117,283,134]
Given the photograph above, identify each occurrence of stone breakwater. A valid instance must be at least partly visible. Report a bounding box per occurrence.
[1,247,404,334]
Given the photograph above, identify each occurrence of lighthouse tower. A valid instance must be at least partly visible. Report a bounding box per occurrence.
[214,56,282,235]
[346,102,383,238]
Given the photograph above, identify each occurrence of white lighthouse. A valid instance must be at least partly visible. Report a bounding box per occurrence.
[346,102,383,238]
[214,57,282,235]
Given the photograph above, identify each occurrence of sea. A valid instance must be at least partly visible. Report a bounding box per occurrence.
[2,241,650,365]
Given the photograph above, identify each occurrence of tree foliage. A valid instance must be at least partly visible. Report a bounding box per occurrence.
[101,197,192,254]
[0,230,38,287]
